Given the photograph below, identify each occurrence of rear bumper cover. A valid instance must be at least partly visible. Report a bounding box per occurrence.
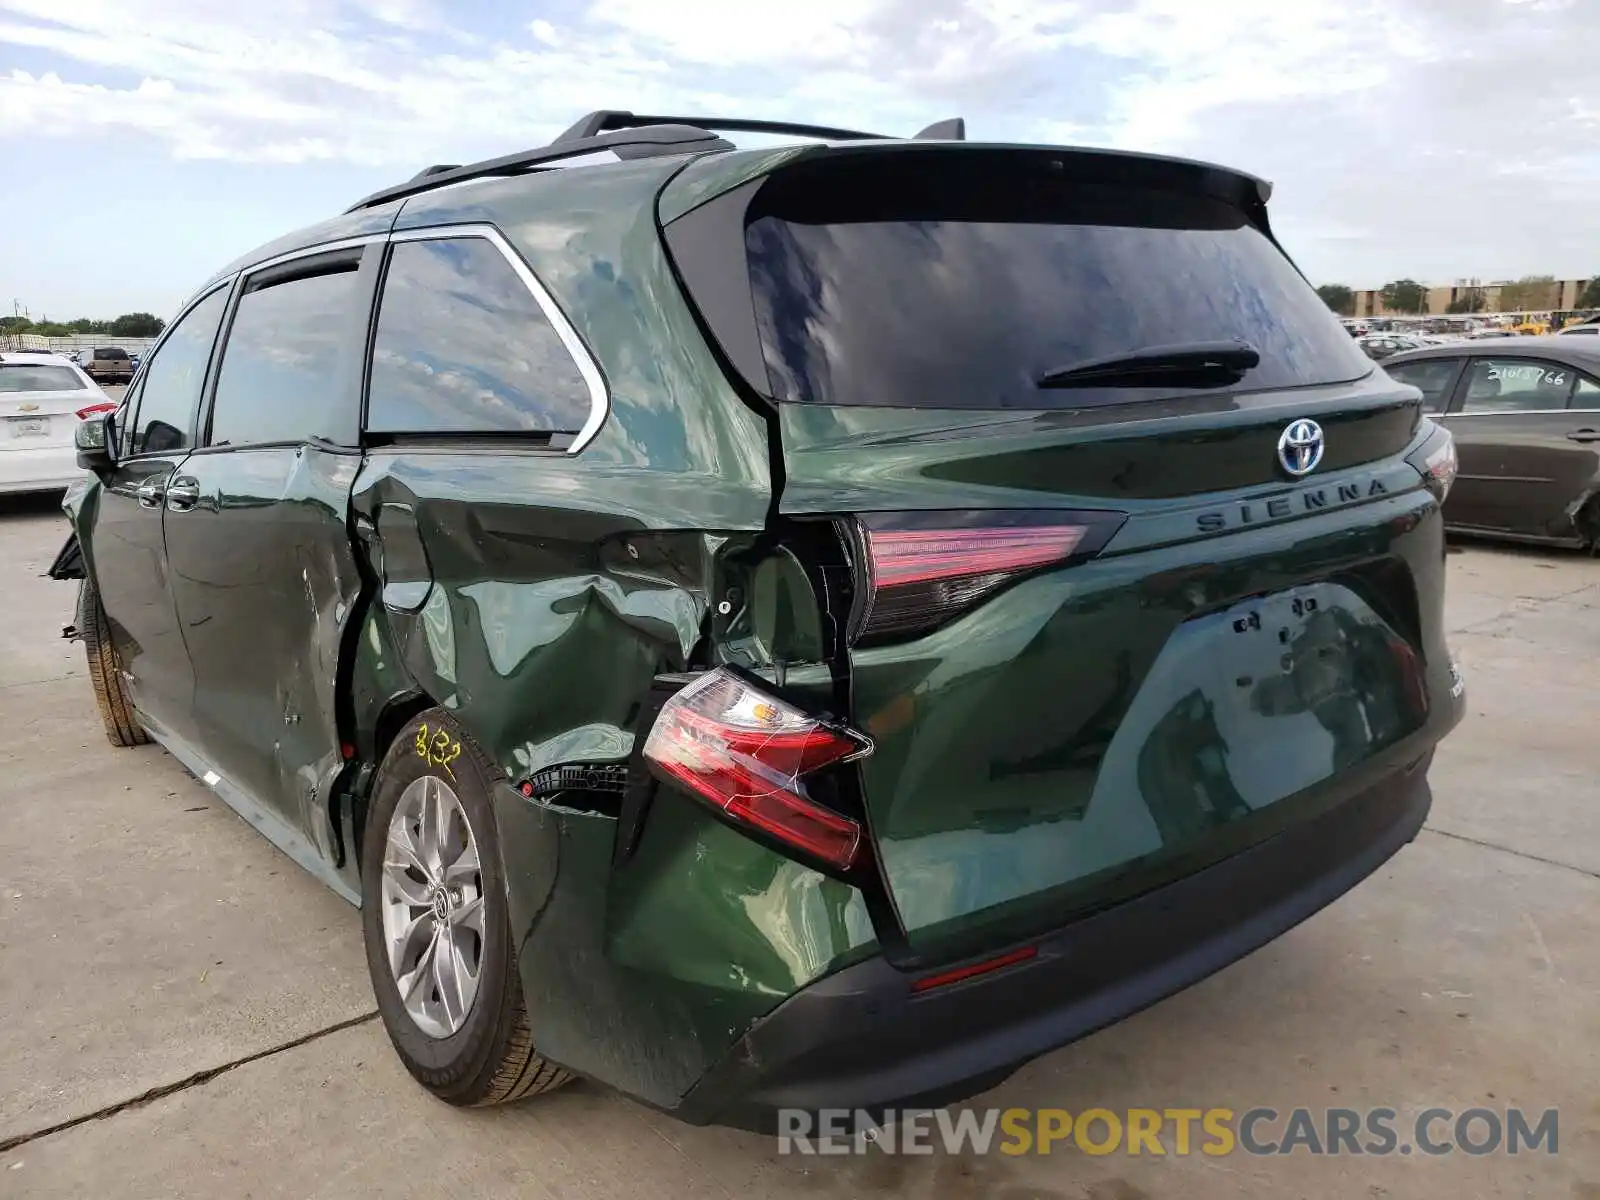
[675,753,1434,1129]
[0,444,82,494]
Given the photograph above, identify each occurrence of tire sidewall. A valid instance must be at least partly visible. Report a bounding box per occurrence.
[361,710,517,1097]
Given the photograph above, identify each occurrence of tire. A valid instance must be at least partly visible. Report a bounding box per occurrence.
[361,708,571,1106]
[1578,498,1600,554]
[78,577,150,748]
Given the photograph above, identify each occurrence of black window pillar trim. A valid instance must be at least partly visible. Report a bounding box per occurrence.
[384,223,612,454]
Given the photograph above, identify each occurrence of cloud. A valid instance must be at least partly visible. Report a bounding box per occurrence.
[0,0,1596,285]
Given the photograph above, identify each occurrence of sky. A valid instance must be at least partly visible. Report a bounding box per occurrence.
[1,0,1596,319]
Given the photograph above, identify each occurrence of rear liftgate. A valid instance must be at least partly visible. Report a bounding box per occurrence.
[654,141,1459,966]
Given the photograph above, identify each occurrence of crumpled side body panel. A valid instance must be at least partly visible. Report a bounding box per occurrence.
[341,159,876,1107]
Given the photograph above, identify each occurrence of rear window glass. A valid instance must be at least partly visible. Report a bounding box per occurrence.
[94,348,129,360]
[0,365,83,392]
[744,167,1373,410]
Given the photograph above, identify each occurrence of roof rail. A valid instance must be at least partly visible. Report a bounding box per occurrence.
[553,110,892,144]
[348,110,969,213]
[408,164,461,181]
[344,125,733,213]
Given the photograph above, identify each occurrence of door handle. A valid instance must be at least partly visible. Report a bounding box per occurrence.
[165,477,202,512]
[1566,428,1600,443]
[135,477,168,508]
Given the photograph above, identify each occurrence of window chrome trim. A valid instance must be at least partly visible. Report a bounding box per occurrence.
[1447,409,1578,418]
[387,223,610,454]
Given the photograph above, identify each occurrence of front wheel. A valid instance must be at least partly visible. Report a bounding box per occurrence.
[79,577,149,748]
[360,709,571,1106]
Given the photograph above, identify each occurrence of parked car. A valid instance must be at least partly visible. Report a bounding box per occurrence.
[1383,336,1600,546]
[72,346,135,384]
[51,110,1465,1129]
[1557,321,1600,337]
[0,352,114,494]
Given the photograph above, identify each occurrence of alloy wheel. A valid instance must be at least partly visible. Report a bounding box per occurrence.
[380,775,485,1039]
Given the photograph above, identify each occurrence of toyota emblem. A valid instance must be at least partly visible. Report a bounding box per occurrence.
[1277,419,1325,477]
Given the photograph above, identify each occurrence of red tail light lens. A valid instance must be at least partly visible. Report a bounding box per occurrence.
[867,525,1088,586]
[910,945,1038,993]
[857,511,1123,643]
[643,668,873,870]
[75,402,118,420]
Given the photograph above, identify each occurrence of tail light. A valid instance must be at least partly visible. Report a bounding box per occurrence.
[642,668,872,870]
[910,945,1037,993]
[75,402,118,420]
[855,510,1125,643]
[1406,421,1457,503]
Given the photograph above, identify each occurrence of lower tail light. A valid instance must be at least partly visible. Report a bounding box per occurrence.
[910,945,1038,993]
[1406,421,1457,503]
[856,511,1124,643]
[75,402,118,420]
[1421,436,1458,502]
[642,668,872,870]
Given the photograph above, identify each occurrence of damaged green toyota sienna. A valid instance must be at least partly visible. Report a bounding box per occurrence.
[52,111,1464,1128]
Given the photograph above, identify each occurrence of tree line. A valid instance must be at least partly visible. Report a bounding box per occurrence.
[0,312,166,338]
[1315,277,1600,318]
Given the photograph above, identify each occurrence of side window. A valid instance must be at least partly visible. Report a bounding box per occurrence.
[1384,358,1459,412]
[209,269,359,447]
[127,287,229,456]
[1571,373,1600,410]
[367,236,592,436]
[1460,358,1574,413]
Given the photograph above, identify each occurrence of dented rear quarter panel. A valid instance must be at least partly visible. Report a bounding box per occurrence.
[358,155,775,777]
[344,158,878,1105]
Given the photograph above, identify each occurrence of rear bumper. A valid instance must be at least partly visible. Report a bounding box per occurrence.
[675,751,1436,1130]
[0,445,81,495]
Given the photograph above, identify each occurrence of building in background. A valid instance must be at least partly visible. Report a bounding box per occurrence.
[1352,278,1592,318]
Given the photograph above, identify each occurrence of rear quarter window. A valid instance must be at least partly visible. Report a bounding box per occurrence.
[366,235,593,436]
[742,163,1374,411]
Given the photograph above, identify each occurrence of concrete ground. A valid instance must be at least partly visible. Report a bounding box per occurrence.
[1,491,1596,1200]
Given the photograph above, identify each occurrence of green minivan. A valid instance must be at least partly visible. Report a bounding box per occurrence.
[55,112,1464,1128]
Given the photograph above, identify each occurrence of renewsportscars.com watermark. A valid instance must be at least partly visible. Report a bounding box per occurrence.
[777,1106,1559,1158]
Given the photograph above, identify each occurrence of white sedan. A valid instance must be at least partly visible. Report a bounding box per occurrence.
[0,352,116,495]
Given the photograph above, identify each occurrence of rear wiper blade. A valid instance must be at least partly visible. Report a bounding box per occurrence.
[1036,340,1262,388]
